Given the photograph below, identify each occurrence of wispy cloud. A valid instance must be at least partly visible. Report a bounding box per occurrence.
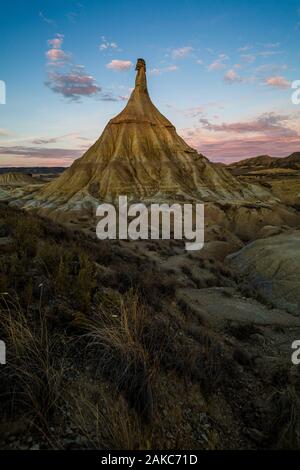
[254,63,288,75]
[199,112,297,136]
[171,46,193,59]
[224,69,243,84]
[100,92,127,101]
[64,2,83,24]
[165,103,204,117]
[263,42,280,48]
[0,145,81,160]
[106,60,132,71]
[207,53,229,71]
[180,111,300,162]
[149,65,178,75]
[0,129,13,138]
[31,137,59,145]
[238,44,253,52]
[39,11,57,28]
[240,54,256,64]
[257,49,284,58]
[235,42,283,70]
[184,106,204,118]
[99,36,119,52]
[31,133,83,145]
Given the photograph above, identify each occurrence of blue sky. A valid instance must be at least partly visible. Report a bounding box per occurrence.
[1,0,300,166]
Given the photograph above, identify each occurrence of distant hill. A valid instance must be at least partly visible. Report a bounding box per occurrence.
[274,152,300,170]
[0,172,38,186]
[0,167,66,175]
[228,152,300,174]
[229,155,275,169]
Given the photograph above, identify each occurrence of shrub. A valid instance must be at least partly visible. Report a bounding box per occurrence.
[85,291,155,420]
[266,385,300,449]
[0,294,65,429]
[66,382,151,449]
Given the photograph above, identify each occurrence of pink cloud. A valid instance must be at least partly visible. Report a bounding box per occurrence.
[265,76,291,88]
[45,69,101,100]
[106,60,132,71]
[184,106,204,118]
[208,61,225,71]
[0,145,81,167]
[180,111,300,162]
[46,49,69,62]
[199,113,297,136]
[46,34,70,64]
[47,35,64,49]
[45,36,121,101]
[180,129,300,163]
[207,54,229,71]
[224,69,243,84]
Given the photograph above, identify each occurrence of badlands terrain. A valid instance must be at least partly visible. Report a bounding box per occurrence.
[0,59,300,449]
[228,152,300,208]
[0,152,300,450]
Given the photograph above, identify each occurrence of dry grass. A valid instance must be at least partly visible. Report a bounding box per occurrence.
[66,382,152,449]
[0,293,65,429]
[2,204,297,450]
[266,385,300,449]
[85,290,158,420]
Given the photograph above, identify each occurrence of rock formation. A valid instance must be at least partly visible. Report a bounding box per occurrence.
[227,230,300,315]
[19,58,271,220]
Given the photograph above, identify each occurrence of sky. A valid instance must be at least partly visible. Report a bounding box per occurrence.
[1,0,300,166]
